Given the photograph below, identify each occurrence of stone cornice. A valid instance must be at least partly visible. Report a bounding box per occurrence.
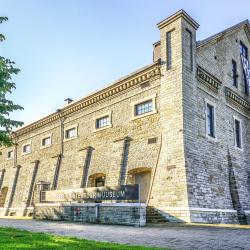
[157,9,199,30]
[196,66,222,93]
[225,87,250,113]
[14,63,161,137]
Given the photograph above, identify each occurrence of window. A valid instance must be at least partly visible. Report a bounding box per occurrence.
[41,136,52,148]
[240,42,249,95]
[135,100,153,116]
[234,118,242,149]
[96,116,110,129]
[166,31,172,69]
[7,150,14,159]
[186,29,193,70]
[232,60,238,87]
[23,144,31,154]
[206,103,215,138]
[240,41,248,59]
[65,127,77,140]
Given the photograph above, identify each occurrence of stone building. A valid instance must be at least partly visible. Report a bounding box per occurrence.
[0,10,250,224]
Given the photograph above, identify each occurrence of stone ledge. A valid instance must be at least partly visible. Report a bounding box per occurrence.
[225,87,250,113]
[197,66,222,93]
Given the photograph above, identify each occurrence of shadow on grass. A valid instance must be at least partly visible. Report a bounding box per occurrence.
[0,227,165,250]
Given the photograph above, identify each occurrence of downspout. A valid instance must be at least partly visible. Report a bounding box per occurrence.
[146,133,162,206]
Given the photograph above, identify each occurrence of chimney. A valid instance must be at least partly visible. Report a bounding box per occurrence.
[64,98,73,106]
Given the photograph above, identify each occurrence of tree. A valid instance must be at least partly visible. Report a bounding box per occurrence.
[0,17,23,147]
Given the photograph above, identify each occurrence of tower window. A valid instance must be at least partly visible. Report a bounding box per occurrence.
[166,31,172,69]
[234,118,242,149]
[206,103,215,138]
[240,41,249,95]
[232,60,238,87]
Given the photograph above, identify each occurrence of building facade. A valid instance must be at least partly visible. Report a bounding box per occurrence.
[0,10,250,224]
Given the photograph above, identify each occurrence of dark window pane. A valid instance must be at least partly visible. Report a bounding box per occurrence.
[240,42,249,95]
[207,104,215,137]
[235,119,242,148]
[166,31,172,69]
[232,60,238,87]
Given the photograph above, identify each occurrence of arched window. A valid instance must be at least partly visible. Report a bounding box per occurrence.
[88,173,106,187]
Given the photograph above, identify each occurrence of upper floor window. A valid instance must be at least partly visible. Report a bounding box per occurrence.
[234,118,242,149]
[96,116,110,129]
[166,31,172,69]
[186,29,193,70]
[7,150,14,159]
[232,60,238,87]
[206,103,215,138]
[41,136,52,148]
[64,125,77,140]
[22,144,31,154]
[240,42,249,95]
[135,100,153,116]
[240,41,248,59]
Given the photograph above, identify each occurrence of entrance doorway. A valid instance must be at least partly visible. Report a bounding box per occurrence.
[128,168,151,203]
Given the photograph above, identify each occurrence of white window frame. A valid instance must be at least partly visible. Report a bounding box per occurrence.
[233,115,243,151]
[22,142,32,155]
[131,94,157,120]
[205,99,217,140]
[41,134,52,149]
[94,111,112,132]
[7,149,14,160]
[64,124,78,141]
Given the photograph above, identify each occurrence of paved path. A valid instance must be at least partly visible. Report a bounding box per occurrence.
[0,218,250,250]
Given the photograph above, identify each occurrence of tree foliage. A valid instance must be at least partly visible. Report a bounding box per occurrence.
[0,17,23,147]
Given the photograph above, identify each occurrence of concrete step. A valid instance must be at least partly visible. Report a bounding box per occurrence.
[146,206,169,224]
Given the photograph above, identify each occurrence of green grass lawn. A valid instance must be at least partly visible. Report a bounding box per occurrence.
[0,227,164,250]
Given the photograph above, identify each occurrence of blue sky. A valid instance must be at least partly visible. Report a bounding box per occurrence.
[0,0,249,126]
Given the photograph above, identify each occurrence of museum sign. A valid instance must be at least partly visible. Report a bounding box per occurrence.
[41,184,139,202]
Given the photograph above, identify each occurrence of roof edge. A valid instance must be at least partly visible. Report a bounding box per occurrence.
[197,19,250,49]
[157,9,199,30]
[13,62,161,138]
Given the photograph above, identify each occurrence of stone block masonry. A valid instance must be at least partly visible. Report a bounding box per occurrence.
[0,9,249,225]
[34,203,146,227]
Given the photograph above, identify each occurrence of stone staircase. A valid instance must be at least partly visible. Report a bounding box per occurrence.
[146,206,169,224]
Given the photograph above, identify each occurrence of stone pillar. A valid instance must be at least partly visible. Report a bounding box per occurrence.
[0,169,5,190]
[119,137,131,185]
[5,165,21,216]
[23,160,39,216]
[81,146,94,188]
[51,154,62,190]
[148,10,199,222]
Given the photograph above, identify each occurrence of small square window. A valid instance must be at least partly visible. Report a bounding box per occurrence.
[135,100,153,116]
[42,136,51,147]
[96,116,110,129]
[7,150,14,159]
[23,144,31,154]
[65,127,77,139]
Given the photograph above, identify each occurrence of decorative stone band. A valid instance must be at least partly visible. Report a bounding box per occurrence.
[14,63,161,137]
[196,66,222,93]
[35,203,146,207]
[225,87,250,113]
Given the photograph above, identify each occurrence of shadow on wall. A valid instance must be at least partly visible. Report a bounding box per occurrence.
[227,149,247,225]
